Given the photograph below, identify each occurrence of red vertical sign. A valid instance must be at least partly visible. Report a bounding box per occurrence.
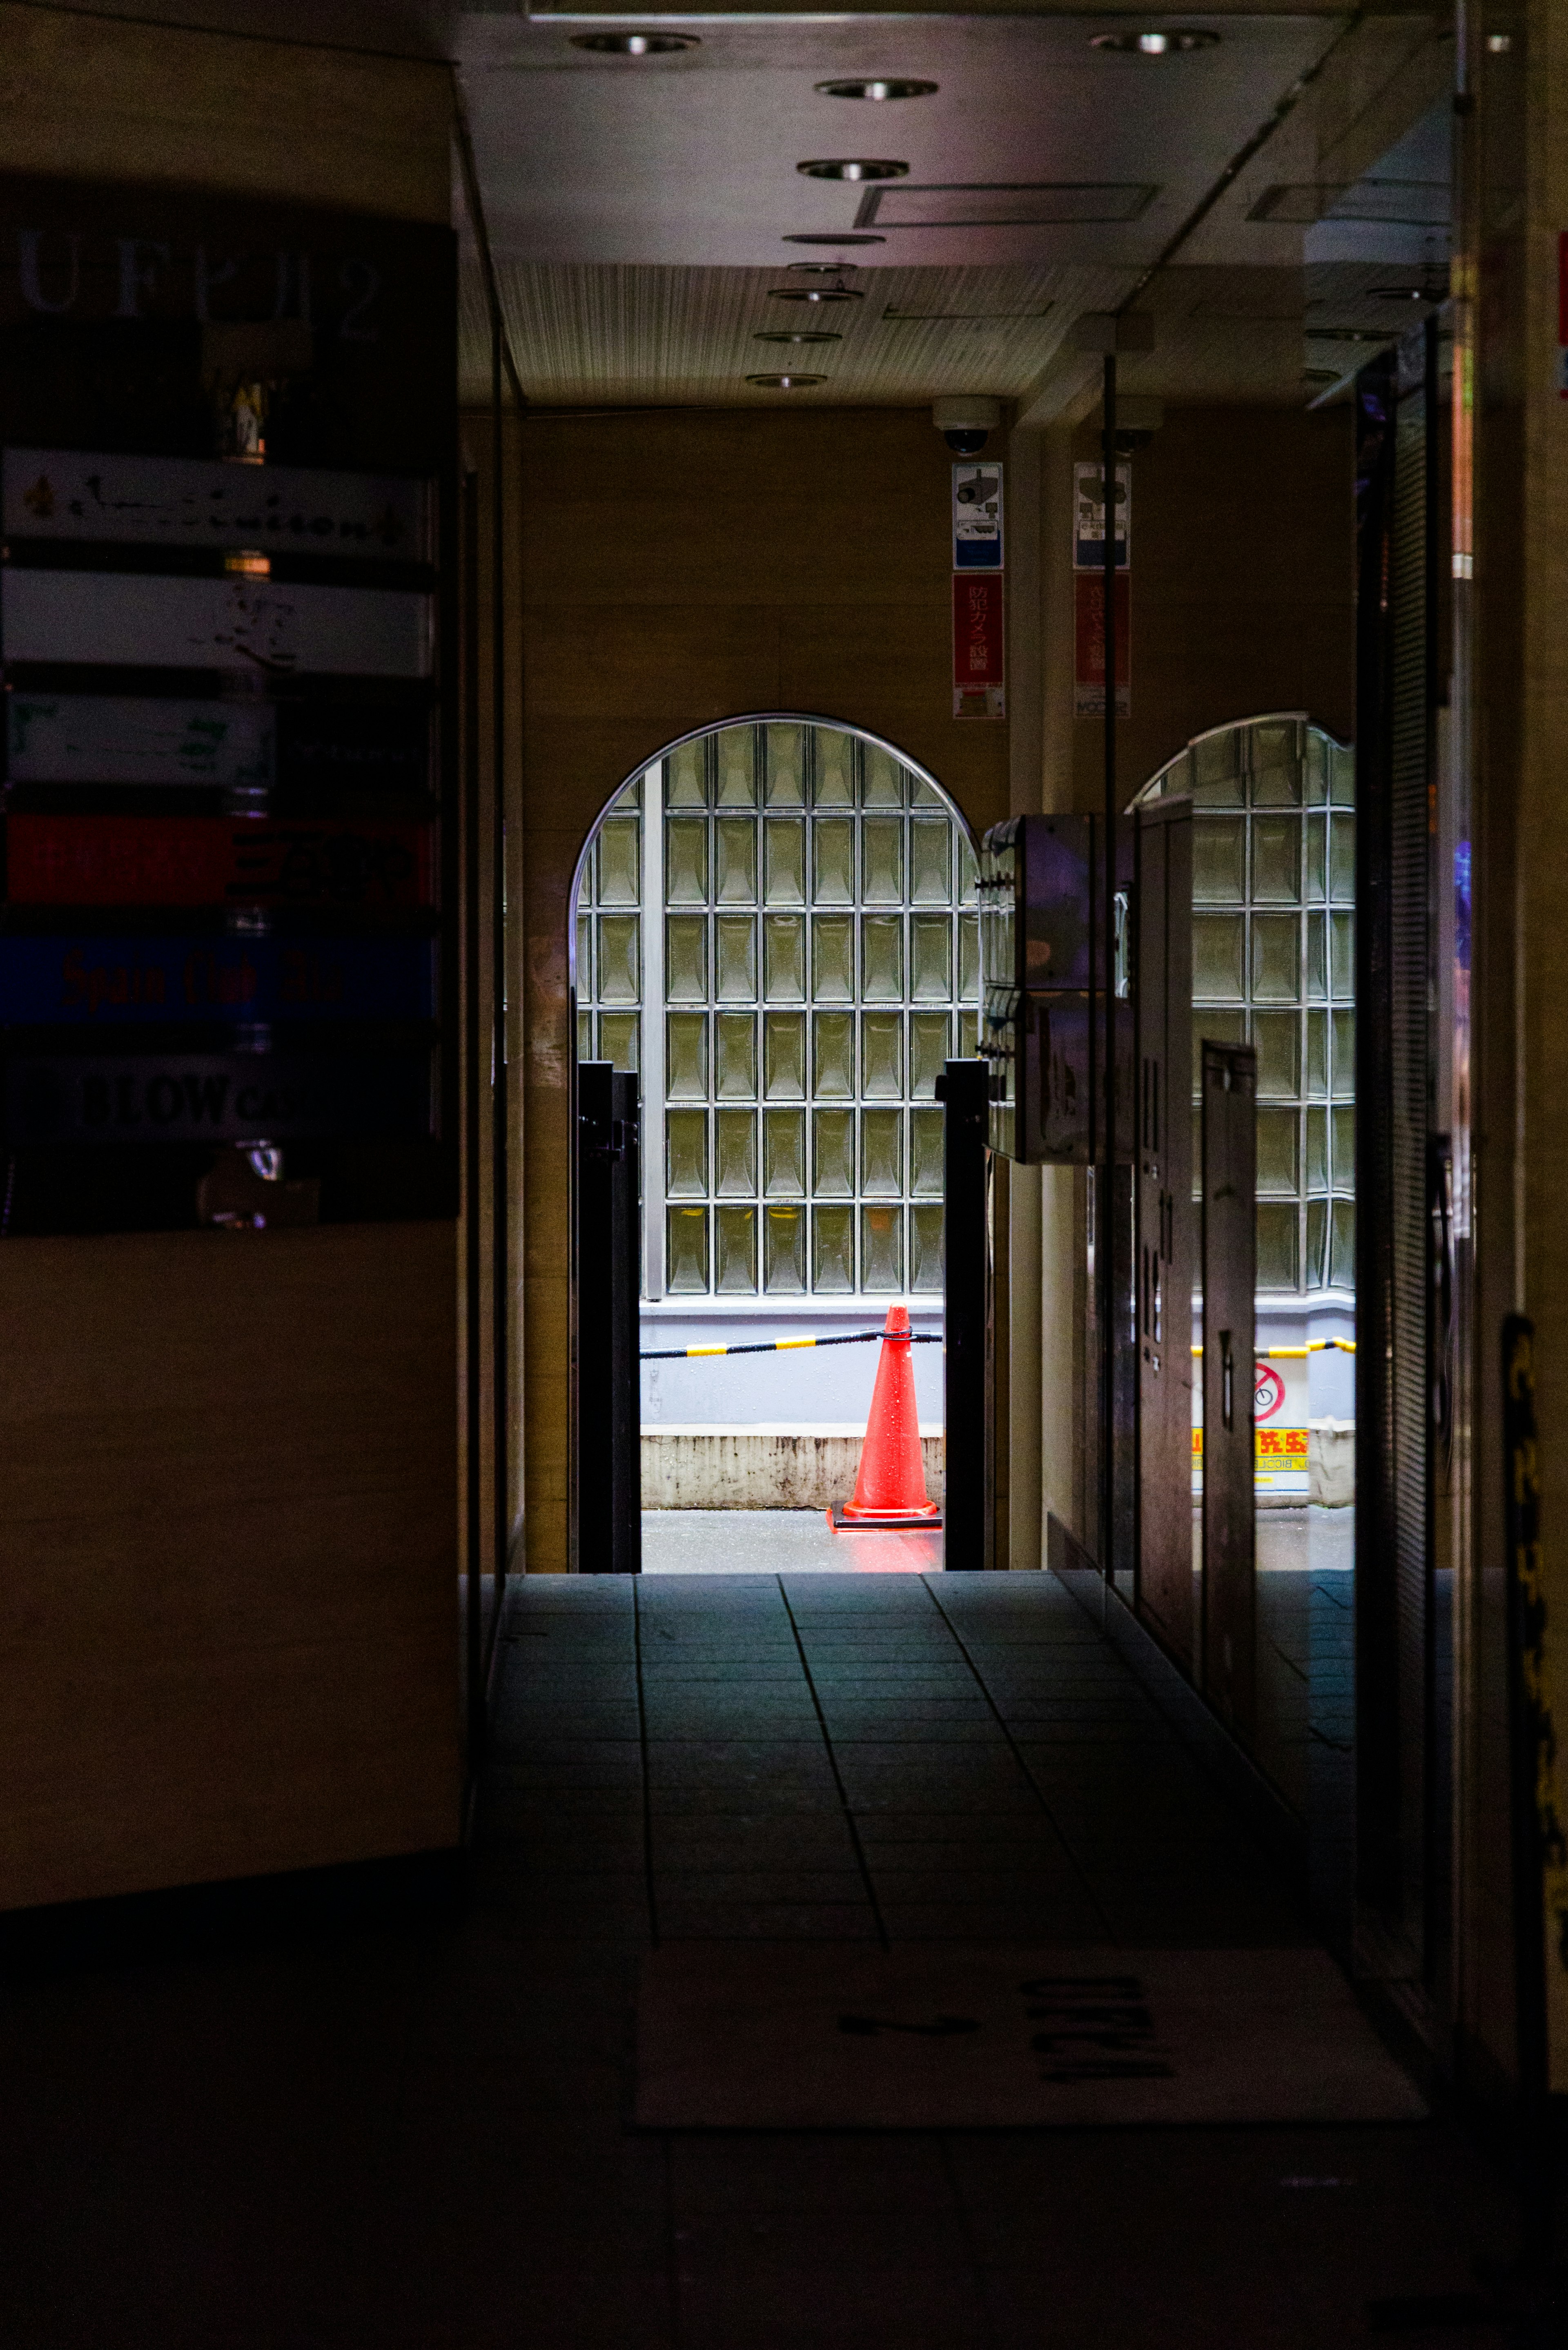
[1073,572,1130,718]
[953,573,1005,719]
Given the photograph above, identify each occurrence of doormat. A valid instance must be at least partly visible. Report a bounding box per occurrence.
[634,1943,1427,2128]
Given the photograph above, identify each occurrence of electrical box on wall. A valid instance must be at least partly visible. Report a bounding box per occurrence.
[979,813,1122,1165]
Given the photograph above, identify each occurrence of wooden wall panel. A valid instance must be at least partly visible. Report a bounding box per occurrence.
[0,1224,460,1911]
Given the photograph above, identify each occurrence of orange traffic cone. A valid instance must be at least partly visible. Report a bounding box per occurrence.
[829,1304,942,1532]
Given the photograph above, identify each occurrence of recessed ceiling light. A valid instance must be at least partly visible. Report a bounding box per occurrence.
[570,30,698,54]
[1089,28,1220,54]
[797,159,908,183]
[768,283,865,304]
[1370,283,1446,302]
[814,78,938,101]
[783,234,886,247]
[754,329,842,344]
[746,373,827,389]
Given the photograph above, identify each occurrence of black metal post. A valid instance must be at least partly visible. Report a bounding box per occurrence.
[610,1070,642,1574]
[461,465,485,1759]
[576,1061,615,1571]
[939,1058,989,1568]
[1100,353,1118,1579]
[490,312,510,1616]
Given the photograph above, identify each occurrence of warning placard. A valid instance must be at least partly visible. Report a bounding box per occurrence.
[953,573,1005,718]
[1073,572,1129,718]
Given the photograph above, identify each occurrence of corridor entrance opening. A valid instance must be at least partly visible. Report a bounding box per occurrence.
[569,716,978,1570]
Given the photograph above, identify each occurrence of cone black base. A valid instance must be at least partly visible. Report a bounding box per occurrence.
[827,1505,944,1534]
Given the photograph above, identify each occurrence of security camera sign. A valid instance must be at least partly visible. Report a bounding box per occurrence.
[1073,460,1130,569]
[953,463,1003,571]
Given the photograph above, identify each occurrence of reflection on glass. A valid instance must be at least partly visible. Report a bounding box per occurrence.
[813,1010,855,1097]
[666,1012,708,1099]
[763,914,804,1003]
[910,1106,944,1195]
[666,1108,708,1196]
[1256,1202,1298,1289]
[861,816,903,904]
[813,818,855,906]
[666,1205,708,1291]
[1257,1108,1300,1195]
[911,1012,951,1099]
[715,1206,756,1293]
[715,1012,756,1101]
[1194,818,1245,903]
[598,914,639,1002]
[815,731,855,806]
[764,818,806,905]
[862,1011,902,1097]
[667,742,707,807]
[1252,816,1301,904]
[600,1011,639,1074]
[764,1108,805,1195]
[1253,1011,1300,1098]
[764,1202,806,1290]
[765,724,806,806]
[861,1107,902,1196]
[862,745,903,806]
[666,914,707,1002]
[910,1204,944,1291]
[598,816,640,904]
[764,1011,806,1098]
[813,1204,855,1291]
[860,1205,902,1291]
[1194,915,1245,1000]
[716,728,757,807]
[715,817,756,905]
[812,914,854,1002]
[1252,914,1300,1001]
[666,816,708,903]
[813,1108,855,1196]
[910,915,951,1001]
[716,914,755,1003]
[910,821,951,905]
[861,914,903,1001]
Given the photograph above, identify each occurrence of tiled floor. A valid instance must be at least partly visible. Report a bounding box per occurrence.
[0,1568,1518,2350]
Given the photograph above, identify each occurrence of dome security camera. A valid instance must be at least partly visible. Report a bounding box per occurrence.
[933,395,1001,455]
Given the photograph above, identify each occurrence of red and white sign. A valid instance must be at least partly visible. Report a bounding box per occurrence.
[1073,571,1130,718]
[1254,1362,1286,1421]
[953,573,1005,719]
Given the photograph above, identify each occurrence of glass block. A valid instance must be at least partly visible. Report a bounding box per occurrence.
[1332,1104,1355,1187]
[910,1204,944,1291]
[958,838,978,907]
[1306,1199,1329,1289]
[1305,912,1327,1001]
[575,909,592,992]
[597,914,640,1003]
[1194,915,1245,1001]
[1304,814,1327,905]
[763,913,805,1003]
[909,821,951,905]
[1305,1105,1328,1192]
[1251,760,1302,809]
[1330,912,1355,998]
[715,1012,756,1100]
[763,1011,806,1099]
[614,774,643,812]
[812,914,854,1003]
[1251,719,1299,778]
[715,726,757,807]
[813,1107,855,1196]
[1330,814,1356,905]
[861,744,903,807]
[667,741,707,807]
[957,1010,978,1060]
[715,817,756,906]
[1306,1009,1328,1097]
[910,914,951,1001]
[1304,732,1329,806]
[1253,1011,1300,1098]
[1330,745,1356,807]
[813,1204,855,1293]
[862,816,903,905]
[764,817,806,905]
[959,913,980,1002]
[813,1010,855,1098]
[763,1108,805,1196]
[862,1010,903,1097]
[1256,1202,1299,1290]
[1252,815,1301,904]
[764,1202,806,1291]
[862,914,904,1002]
[666,815,708,904]
[911,775,943,809]
[666,1205,708,1292]
[1252,914,1301,1002]
[861,1106,902,1196]
[715,914,755,1003]
[576,1009,592,1061]
[1192,729,1243,807]
[911,1012,951,1099]
[909,1105,943,1195]
[813,817,855,906]
[666,914,707,1003]
[764,724,806,806]
[1332,1010,1355,1093]
[597,816,640,905]
[600,1011,639,1075]
[666,1012,708,1100]
[860,1205,902,1292]
[666,1108,708,1197]
[1194,818,1245,903]
[715,1205,756,1294]
[1257,1108,1300,1195]
[1330,1198,1356,1286]
[814,729,856,806]
[1194,1011,1245,1090]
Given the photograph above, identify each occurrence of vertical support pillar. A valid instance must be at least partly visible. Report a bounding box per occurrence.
[940,1057,989,1569]
[1200,1039,1257,1739]
[609,1069,642,1576]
